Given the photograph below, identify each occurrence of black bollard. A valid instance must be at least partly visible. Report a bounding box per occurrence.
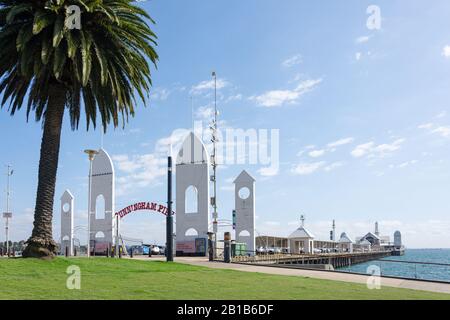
[224,232,231,263]
[130,248,133,258]
[207,234,214,262]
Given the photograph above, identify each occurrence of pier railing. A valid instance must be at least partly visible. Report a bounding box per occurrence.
[225,249,392,268]
[347,259,450,283]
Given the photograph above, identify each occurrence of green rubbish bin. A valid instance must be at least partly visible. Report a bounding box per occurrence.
[231,243,247,256]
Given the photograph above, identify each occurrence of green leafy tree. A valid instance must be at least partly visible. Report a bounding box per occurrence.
[0,0,158,258]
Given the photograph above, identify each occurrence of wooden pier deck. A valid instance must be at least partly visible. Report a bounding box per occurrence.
[232,251,392,269]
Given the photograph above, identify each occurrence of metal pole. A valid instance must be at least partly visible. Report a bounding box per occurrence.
[84,149,98,258]
[115,213,119,258]
[5,165,12,256]
[87,159,93,258]
[166,153,173,262]
[211,71,218,257]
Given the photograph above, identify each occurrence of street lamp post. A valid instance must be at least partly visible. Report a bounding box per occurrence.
[3,165,13,256]
[84,150,98,258]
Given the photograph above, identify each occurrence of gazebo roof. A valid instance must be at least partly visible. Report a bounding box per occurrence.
[288,226,315,239]
[359,239,372,246]
[338,232,353,243]
[362,232,380,240]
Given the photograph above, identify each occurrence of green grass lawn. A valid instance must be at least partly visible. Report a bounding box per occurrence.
[0,257,448,300]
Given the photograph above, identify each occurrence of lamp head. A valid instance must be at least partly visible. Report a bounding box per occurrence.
[84,149,99,161]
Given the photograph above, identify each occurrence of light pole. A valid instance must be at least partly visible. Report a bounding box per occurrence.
[211,71,219,257]
[166,145,173,262]
[3,165,13,256]
[84,150,98,258]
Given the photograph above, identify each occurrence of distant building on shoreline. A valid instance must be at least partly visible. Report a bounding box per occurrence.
[256,219,404,255]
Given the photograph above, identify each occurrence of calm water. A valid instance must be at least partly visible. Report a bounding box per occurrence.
[339,249,450,282]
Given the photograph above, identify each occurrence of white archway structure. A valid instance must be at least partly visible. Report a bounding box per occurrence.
[60,190,74,256]
[234,170,256,255]
[89,149,117,253]
[176,132,210,256]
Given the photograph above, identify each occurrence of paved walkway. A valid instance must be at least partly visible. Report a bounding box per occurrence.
[132,256,450,294]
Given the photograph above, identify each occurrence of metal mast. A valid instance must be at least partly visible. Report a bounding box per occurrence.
[84,150,98,258]
[211,71,219,253]
[332,219,336,241]
[166,146,174,262]
[4,165,13,255]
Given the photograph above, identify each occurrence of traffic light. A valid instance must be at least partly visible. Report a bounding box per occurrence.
[232,210,236,230]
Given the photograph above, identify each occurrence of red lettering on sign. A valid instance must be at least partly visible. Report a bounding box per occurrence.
[115,202,175,218]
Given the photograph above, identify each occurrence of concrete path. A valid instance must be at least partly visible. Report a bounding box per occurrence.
[132,256,450,295]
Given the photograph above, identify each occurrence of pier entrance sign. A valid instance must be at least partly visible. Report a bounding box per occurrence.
[115,202,175,219]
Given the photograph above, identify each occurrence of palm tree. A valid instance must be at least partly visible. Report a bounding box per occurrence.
[0,0,158,258]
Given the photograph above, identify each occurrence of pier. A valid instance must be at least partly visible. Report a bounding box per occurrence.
[231,251,393,269]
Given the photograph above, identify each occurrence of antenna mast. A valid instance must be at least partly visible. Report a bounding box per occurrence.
[332,219,336,241]
[3,165,13,255]
[211,72,219,254]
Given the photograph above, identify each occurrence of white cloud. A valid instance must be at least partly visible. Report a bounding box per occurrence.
[258,166,279,177]
[351,139,405,158]
[113,154,166,196]
[264,221,281,226]
[355,36,370,44]
[324,161,345,172]
[149,87,170,101]
[355,52,362,61]
[308,149,325,158]
[396,160,418,169]
[195,105,214,120]
[282,54,303,68]
[327,137,354,148]
[112,128,194,197]
[220,185,234,191]
[436,111,447,119]
[292,161,326,175]
[442,45,450,58]
[190,78,229,95]
[419,122,450,138]
[418,123,434,130]
[224,94,243,103]
[351,142,374,158]
[432,126,450,137]
[250,90,300,108]
[372,139,405,155]
[250,78,322,108]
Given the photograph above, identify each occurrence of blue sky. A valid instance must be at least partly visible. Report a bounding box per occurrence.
[1,0,450,248]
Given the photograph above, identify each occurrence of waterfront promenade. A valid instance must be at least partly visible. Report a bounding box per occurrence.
[132,256,450,295]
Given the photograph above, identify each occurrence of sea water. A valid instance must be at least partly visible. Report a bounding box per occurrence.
[339,249,450,282]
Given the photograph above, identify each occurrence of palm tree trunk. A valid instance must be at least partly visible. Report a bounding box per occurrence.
[22,84,66,259]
